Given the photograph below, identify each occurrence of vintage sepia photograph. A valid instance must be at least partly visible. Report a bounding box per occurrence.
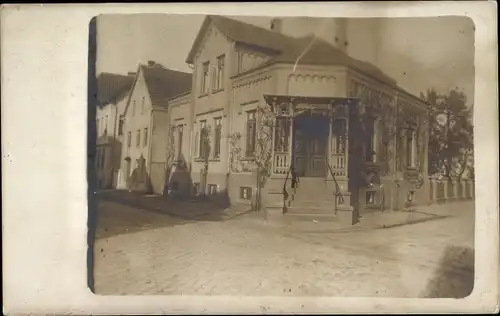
[90,14,476,298]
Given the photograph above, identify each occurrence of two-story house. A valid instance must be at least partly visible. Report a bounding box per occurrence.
[120,61,192,194]
[96,72,134,189]
[171,15,430,226]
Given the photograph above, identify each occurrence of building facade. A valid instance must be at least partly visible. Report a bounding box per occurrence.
[160,15,430,224]
[119,61,192,194]
[96,72,134,189]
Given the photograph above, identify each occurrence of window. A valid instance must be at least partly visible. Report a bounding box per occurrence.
[214,55,225,90]
[132,100,136,116]
[118,116,125,135]
[127,132,132,148]
[246,111,257,157]
[240,187,252,200]
[136,129,141,148]
[213,117,222,158]
[199,120,209,159]
[143,128,148,147]
[96,119,100,137]
[141,97,145,114]
[201,62,209,94]
[177,125,184,161]
[208,184,218,195]
[406,129,416,168]
[274,117,290,152]
[366,191,376,205]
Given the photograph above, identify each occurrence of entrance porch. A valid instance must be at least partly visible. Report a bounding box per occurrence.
[262,94,359,223]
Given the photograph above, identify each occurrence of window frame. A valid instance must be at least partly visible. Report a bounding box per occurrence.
[213,117,222,159]
[215,55,225,91]
[201,61,210,95]
[118,115,125,136]
[199,120,209,159]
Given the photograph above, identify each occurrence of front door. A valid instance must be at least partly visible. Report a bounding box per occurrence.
[293,113,329,177]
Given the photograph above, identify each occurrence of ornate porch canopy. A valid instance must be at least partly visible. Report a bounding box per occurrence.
[263,94,360,117]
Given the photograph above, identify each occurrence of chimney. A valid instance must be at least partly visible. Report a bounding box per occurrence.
[127,72,136,77]
[147,60,155,67]
[270,18,282,32]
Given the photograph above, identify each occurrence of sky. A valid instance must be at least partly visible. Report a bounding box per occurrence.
[96,14,475,104]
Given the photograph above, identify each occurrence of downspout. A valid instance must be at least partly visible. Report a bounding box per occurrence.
[147,107,154,193]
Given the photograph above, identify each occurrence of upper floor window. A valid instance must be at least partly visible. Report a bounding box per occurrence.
[132,100,136,116]
[141,97,145,114]
[118,115,125,135]
[246,111,257,157]
[201,62,209,94]
[214,55,225,91]
[127,132,132,148]
[213,117,222,158]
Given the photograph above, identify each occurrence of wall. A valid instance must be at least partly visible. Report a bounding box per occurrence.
[189,21,236,196]
[167,93,192,196]
[149,108,169,194]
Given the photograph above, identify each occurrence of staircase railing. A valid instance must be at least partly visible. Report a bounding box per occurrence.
[326,158,344,215]
[282,164,293,213]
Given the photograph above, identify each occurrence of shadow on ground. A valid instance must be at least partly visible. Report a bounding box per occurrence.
[94,190,252,239]
[421,245,475,298]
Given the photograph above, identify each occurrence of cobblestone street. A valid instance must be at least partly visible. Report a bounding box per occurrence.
[93,200,474,298]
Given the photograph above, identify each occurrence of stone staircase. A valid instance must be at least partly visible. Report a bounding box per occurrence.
[284,177,354,223]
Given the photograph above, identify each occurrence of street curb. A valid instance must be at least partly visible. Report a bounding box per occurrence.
[378,214,450,229]
[280,213,452,235]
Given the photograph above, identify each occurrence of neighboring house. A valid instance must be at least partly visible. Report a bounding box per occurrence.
[96,72,134,189]
[120,61,192,194]
[171,15,430,225]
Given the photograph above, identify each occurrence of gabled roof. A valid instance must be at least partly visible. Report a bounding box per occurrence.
[96,72,134,106]
[138,63,192,108]
[186,15,398,86]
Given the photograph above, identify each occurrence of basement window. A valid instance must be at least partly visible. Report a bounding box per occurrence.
[366,191,376,205]
[240,187,252,200]
[208,184,218,195]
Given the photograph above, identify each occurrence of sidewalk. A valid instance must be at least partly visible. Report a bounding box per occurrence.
[266,200,475,234]
[96,190,253,222]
